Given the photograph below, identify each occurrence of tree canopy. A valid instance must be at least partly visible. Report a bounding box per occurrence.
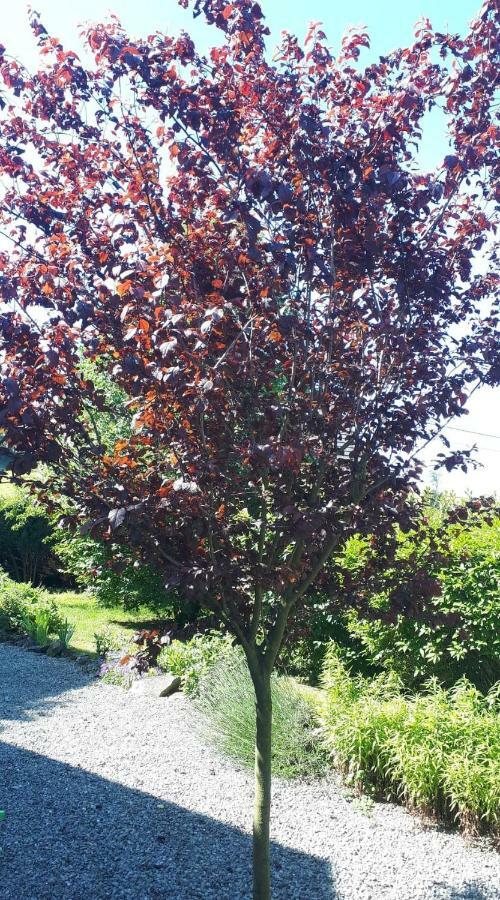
[1,1,498,650]
[1,2,498,895]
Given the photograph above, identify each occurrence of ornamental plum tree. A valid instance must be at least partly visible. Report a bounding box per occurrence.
[0,2,498,896]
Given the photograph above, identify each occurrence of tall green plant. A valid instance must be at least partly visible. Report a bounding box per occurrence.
[319,648,500,837]
[345,508,500,690]
[22,607,53,646]
[0,486,54,584]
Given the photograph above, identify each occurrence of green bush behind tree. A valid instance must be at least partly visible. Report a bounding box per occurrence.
[344,505,500,692]
[0,486,56,585]
[53,530,180,615]
[175,631,499,838]
[281,498,500,692]
[0,483,178,614]
[0,567,62,637]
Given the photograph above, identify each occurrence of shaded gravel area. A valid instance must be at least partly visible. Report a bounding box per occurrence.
[0,643,499,900]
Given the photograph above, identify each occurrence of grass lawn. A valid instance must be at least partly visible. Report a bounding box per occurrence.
[0,483,19,502]
[53,591,162,655]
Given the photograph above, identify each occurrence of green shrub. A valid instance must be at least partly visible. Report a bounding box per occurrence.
[0,486,55,584]
[346,513,500,691]
[93,626,123,657]
[278,600,374,686]
[0,574,62,636]
[158,632,236,696]
[196,650,328,778]
[319,647,500,836]
[280,500,500,691]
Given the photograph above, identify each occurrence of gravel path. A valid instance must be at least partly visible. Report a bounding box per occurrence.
[0,644,499,900]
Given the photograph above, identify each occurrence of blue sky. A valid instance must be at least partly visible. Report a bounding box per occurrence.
[4,0,484,76]
[3,0,499,496]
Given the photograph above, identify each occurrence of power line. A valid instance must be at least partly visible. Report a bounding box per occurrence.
[422,443,500,467]
[445,426,500,440]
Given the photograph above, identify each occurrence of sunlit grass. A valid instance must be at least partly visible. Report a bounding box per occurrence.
[0,482,20,502]
[52,591,160,654]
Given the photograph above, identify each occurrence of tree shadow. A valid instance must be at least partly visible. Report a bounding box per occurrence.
[108,617,164,631]
[441,887,497,900]
[107,618,216,641]
[0,742,336,899]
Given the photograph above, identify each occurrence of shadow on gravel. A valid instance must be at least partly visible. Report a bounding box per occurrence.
[0,742,336,900]
[443,887,496,900]
[0,644,92,724]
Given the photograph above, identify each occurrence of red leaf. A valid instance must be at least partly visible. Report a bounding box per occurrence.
[120,45,142,58]
[117,280,132,297]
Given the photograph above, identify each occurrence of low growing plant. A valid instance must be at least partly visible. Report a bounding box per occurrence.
[158,632,236,696]
[196,652,328,779]
[93,626,122,657]
[56,618,75,650]
[100,662,135,689]
[319,647,500,837]
[0,575,62,638]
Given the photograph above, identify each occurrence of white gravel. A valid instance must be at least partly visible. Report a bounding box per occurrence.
[0,643,499,900]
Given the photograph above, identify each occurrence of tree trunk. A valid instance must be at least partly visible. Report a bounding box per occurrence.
[252,667,273,900]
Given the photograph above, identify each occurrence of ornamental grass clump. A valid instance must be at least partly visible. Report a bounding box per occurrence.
[319,648,408,795]
[319,647,500,837]
[444,744,500,835]
[196,652,328,779]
